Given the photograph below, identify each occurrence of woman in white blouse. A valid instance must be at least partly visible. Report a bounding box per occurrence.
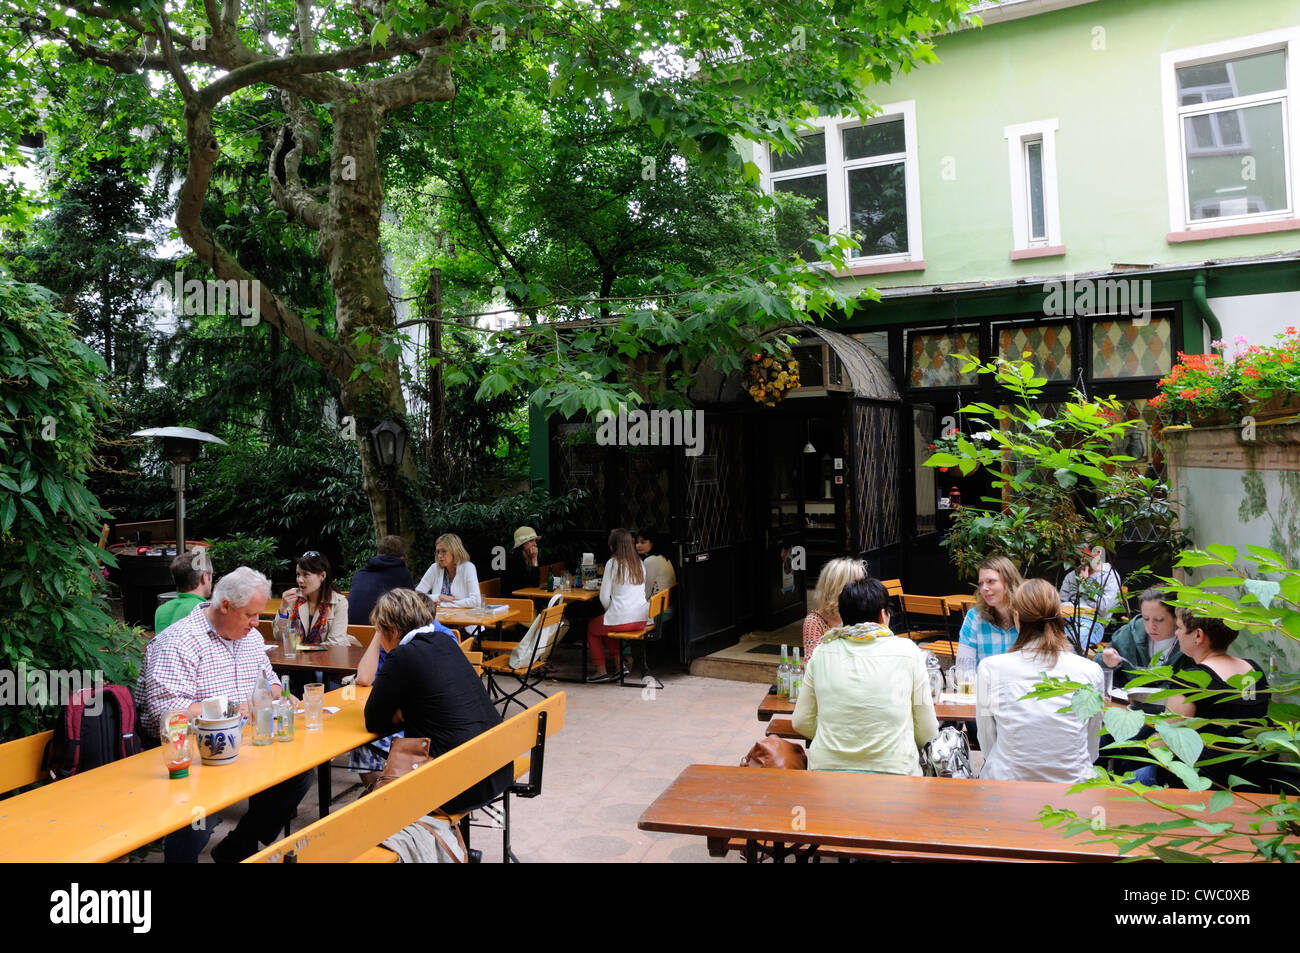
[977,578,1104,783]
[415,533,482,608]
[587,528,649,682]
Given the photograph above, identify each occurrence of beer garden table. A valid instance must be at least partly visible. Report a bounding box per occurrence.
[638,764,1279,863]
[0,686,377,862]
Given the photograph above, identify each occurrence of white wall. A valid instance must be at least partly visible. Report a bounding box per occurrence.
[1209,290,1300,349]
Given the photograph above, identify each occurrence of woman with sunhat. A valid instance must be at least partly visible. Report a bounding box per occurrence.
[504,525,541,594]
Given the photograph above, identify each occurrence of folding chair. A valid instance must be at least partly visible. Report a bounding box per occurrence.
[257,619,275,641]
[346,624,377,649]
[898,592,956,662]
[881,578,907,632]
[610,587,671,690]
[481,599,565,715]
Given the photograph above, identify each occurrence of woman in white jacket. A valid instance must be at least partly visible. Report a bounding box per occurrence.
[416,533,482,608]
[587,528,649,682]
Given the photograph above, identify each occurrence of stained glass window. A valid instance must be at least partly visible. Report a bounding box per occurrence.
[908,329,980,388]
[997,323,1072,381]
[1090,316,1173,379]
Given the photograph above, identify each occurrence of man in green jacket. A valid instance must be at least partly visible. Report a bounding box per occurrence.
[1099,588,1185,688]
[153,549,214,633]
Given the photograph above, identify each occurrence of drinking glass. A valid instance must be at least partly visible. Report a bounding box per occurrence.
[280,627,298,659]
[1102,665,1115,701]
[304,683,325,730]
[956,661,976,696]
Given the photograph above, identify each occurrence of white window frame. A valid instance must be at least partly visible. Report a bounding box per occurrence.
[1161,28,1300,233]
[755,101,922,266]
[1004,118,1061,250]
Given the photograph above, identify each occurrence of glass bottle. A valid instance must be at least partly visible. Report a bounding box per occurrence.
[276,676,294,742]
[251,676,273,745]
[777,645,791,698]
[790,648,804,702]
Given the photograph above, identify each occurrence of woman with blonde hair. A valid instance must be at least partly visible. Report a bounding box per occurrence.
[976,578,1103,782]
[956,554,1023,666]
[803,557,868,658]
[363,589,511,813]
[415,533,482,608]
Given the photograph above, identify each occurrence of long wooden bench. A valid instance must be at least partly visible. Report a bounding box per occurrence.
[245,692,566,862]
[0,729,55,797]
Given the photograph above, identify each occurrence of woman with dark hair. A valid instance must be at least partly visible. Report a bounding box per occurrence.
[634,527,676,599]
[274,551,357,646]
[363,589,512,813]
[586,528,649,682]
[792,577,938,775]
[976,578,1103,782]
[1100,588,1185,687]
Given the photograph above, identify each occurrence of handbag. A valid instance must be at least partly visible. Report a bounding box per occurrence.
[371,736,432,791]
[919,724,974,778]
[740,735,807,770]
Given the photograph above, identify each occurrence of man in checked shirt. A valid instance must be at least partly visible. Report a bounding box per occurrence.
[137,566,311,862]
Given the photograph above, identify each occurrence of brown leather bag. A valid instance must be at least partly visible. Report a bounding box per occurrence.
[372,737,432,791]
[740,735,807,770]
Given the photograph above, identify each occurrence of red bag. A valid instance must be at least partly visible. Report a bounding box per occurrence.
[740,735,807,770]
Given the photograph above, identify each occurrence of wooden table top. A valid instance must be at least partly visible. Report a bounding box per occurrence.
[438,603,535,628]
[0,686,378,862]
[265,644,366,676]
[638,764,1276,862]
[511,586,600,602]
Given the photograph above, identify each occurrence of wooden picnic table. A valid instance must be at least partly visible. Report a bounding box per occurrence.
[266,644,367,677]
[0,686,377,862]
[439,602,535,630]
[638,764,1277,863]
[511,586,600,603]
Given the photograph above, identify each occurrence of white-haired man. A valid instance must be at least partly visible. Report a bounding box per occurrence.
[136,566,311,862]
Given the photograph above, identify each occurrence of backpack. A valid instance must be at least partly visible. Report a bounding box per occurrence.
[43,684,142,780]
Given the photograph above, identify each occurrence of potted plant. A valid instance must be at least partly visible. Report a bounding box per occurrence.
[1231,328,1300,420]
[1148,349,1241,426]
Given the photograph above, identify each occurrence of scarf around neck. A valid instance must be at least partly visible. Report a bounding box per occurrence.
[820,621,895,644]
[291,592,333,645]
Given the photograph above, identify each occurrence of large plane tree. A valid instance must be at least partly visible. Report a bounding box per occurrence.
[1,0,976,540]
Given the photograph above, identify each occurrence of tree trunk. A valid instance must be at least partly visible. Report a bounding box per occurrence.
[323,101,418,548]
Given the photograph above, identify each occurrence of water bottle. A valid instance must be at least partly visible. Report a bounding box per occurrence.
[790,648,804,702]
[251,676,273,745]
[777,645,791,697]
[275,676,294,742]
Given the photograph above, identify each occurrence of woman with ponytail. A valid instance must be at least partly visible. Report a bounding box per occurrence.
[976,578,1104,782]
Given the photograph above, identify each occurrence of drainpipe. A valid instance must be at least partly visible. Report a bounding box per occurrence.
[1191,270,1223,349]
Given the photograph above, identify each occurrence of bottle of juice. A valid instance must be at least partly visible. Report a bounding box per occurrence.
[777,645,791,698]
[790,648,804,702]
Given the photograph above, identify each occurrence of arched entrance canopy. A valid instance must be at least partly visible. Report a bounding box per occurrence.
[688,326,900,404]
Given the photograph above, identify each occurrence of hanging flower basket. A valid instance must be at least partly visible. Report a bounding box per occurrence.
[745,349,800,407]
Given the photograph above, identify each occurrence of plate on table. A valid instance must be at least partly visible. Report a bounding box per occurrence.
[1109,687,1128,703]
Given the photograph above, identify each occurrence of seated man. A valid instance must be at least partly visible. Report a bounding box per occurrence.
[503,526,541,595]
[136,566,311,863]
[792,577,939,775]
[154,548,213,633]
[347,535,416,625]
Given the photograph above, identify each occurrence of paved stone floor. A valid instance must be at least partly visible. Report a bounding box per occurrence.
[151,671,763,863]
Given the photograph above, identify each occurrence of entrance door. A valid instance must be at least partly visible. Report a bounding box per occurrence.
[675,415,756,662]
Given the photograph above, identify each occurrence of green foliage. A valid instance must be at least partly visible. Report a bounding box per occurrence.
[925,353,1189,597]
[204,533,281,584]
[188,432,373,585]
[1027,542,1300,861]
[0,272,144,739]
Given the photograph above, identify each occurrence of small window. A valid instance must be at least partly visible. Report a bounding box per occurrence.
[1004,120,1062,252]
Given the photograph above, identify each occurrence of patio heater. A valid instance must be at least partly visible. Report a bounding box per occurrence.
[368,419,408,536]
[130,427,227,553]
